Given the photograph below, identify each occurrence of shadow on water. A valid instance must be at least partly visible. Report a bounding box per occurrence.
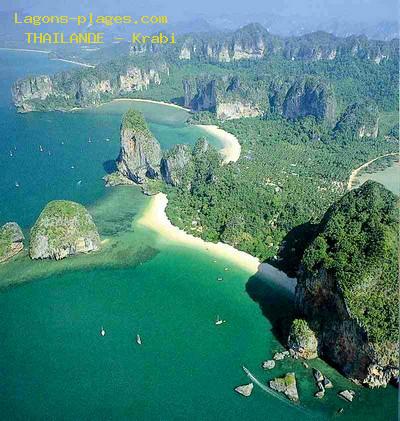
[103,159,118,174]
[246,273,295,344]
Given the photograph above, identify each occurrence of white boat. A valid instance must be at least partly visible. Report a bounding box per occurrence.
[100,327,106,336]
[136,334,142,345]
[15,181,19,188]
[39,145,44,152]
[215,315,226,325]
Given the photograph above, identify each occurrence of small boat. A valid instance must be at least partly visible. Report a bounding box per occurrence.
[15,181,19,188]
[136,334,142,345]
[224,267,229,271]
[217,276,223,281]
[77,180,82,185]
[88,137,92,143]
[39,145,44,152]
[100,326,106,336]
[9,151,13,157]
[105,138,110,142]
[71,165,75,169]
[215,315,226,325]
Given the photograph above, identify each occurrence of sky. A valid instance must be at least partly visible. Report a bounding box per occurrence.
[3,0,398,24]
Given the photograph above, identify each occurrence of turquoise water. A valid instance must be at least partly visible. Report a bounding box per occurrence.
[0,51,397,420]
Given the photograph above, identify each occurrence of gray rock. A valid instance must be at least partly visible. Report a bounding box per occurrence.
[262,360,276,370]
[161,144,193,186]
[323,377,333,389]
[234,382,254,397]
[116,110,162,184]
[0,222,25,263]
[269,372,299,402]
[338,390,355,402]
[313,369,324,383]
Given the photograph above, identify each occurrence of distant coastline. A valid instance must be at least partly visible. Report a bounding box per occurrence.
[0,47,94,68]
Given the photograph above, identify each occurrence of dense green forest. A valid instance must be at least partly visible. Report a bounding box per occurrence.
[164,115,397,263]
[302,181,399,345]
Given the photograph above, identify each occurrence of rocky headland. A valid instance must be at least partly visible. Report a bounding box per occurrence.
[292,181,399,387]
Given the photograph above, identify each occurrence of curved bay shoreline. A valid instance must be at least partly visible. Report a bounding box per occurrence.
[126,99,296,293]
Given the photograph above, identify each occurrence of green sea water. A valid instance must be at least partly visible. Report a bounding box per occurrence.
[0,51,397,420]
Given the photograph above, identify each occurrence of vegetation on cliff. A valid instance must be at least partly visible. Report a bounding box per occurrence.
[30,200,100,260]
[302,181,398,345]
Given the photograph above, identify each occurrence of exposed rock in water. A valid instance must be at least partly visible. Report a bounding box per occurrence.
[296,181,399,387]
[312,369,324,383]
[262,360,276,370]
[0,222,25,263]
[234,382,254,397]
[116,109,162,184]
[273,351,290,360]
[269,372,299,401]
[160,144,193,186]
[29,200,100,260]
[338,390,355,402]
[288,318,318,359]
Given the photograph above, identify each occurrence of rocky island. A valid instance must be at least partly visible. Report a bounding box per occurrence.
[116,109,162,184]
[0,222,25,263]
[29,200,100,260]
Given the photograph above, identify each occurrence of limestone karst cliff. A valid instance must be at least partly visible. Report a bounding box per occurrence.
[12,61,168,112]
[116,109,162,184]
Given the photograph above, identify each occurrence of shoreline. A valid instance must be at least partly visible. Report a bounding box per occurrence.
[113,98,190,111]
[0,47,50,54]
[0,48,93,68]
[137,193,296,294]
[195,124,241,164]
[347,152,398,190]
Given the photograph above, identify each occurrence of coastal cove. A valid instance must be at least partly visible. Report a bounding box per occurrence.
[0,50,397,421]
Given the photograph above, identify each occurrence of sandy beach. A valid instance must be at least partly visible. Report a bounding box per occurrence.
[113,98,190,111]
[196,124,241,164]
[137,193,296,293]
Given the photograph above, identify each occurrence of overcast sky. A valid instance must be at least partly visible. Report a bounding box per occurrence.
[3,0,398,23]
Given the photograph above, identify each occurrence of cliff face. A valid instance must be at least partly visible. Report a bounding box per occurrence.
[0,222,25,263]
[12,62,168,113]
[295,181,399,387]
[116,109,162,184]
[282,77,336,123]
[335,102,380,139]
[30,201,100,260]
[160,144,193,186]
[183,79,217,112]
[176,25,398,64]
